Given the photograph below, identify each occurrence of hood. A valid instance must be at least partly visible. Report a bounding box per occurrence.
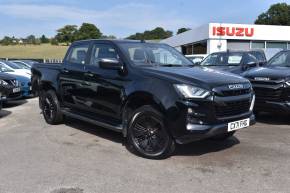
[0,72,15,80]
[141,66,248,89]
[201,66,242,74]
[7,71,31,79]
[244,66,290,80]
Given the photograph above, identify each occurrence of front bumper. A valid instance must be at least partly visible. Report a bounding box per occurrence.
[1,87,22,102]
[22,86,33,97]
[166,93,255,144]
[175,114,255,144]
[255,100,290,113]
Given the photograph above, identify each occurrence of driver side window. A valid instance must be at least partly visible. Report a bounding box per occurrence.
[90,44,119,67]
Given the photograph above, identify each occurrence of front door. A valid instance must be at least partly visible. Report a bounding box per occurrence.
[59,42,90,111]
[82,43,125,121]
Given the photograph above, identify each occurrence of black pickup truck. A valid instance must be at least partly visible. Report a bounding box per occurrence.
[32,40,255,159]
[244,50,290,114]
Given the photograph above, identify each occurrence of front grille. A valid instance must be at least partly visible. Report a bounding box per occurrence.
[254,87,283,102]
[3,79,17,87]
[222,88,251,97]
[250,79,284,103]
[215,100,251,117]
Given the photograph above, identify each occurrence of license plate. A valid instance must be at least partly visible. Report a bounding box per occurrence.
[228,118,250,132]
[13,87,21,93]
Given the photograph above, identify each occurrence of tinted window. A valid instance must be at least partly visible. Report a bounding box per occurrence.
[67,44,89,64]
[268,51,290,67]
[90,44,119,66]
[250,52,265,62]
[201,53,243,66]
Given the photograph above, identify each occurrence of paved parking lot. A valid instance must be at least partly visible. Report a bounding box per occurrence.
[0,98,289,193]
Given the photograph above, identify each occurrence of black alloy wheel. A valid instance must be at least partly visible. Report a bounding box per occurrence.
[128,106,174,159]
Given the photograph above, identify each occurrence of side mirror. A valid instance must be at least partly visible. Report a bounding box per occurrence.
[99,58,123,70]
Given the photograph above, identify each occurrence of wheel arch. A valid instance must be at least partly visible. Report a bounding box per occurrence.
[121,91,167,137]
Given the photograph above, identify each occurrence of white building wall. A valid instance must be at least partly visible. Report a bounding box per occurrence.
[207,39,227,54]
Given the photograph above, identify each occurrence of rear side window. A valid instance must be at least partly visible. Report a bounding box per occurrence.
[67,44,89,65]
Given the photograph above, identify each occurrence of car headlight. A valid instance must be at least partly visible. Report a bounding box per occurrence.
[174,84,210,99]
[0,80,9,86]
[285,81,290,86]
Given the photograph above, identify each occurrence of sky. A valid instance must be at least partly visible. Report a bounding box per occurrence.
[0,0,289,38]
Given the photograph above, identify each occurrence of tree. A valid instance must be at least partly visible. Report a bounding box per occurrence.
[1,36,13,45]
[50,38,59,45]
[26,35,36,44]
[75,23,102,41]
[55,25,78,45]
[127,27,173,40]
[255,3,290,25]
[101,35,117,39]
[40,35,50,44]
[177,28,191,34]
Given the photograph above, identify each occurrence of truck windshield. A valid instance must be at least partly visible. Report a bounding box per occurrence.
[201,53,243,66]
[268,51,290,67]
[118,43,193,67]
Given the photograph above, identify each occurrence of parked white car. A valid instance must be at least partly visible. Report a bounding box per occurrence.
[0,61,31,78]
[0,60,31,78]
[185,54,208,65]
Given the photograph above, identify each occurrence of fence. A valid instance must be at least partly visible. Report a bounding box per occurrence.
[0,58,63,63]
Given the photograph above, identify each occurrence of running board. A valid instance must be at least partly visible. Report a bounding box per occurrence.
[61,109,123,133]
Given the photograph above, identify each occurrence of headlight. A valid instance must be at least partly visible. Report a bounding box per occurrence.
[0,80,9,86]
[286,81,290,86]
[174,84,210,99]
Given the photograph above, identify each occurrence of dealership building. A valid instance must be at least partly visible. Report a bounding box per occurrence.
[162,23,290,59]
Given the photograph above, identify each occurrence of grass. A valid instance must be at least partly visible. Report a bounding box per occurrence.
[0,44,69,59]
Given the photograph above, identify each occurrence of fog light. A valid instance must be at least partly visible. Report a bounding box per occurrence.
[188,108,194,114]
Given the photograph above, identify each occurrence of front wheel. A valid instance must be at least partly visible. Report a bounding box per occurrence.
[127,105,175,159]
[41,90,63,125]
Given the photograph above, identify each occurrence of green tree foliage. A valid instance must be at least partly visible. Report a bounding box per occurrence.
[255,3,290,25]
[50,38,59,45]
[40,35,50,44]
[55,25,78,45]
[127,27,173,40]
[177,28,191,34]
[1,36,13,45]
[75,23,102,41]
[26,35,37,44]
[101,35,117,39]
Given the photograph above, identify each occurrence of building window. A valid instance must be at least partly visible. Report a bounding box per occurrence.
[252,41,265,49]
[266,42,287,49]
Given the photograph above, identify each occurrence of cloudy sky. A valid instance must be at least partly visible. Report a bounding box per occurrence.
[0,0,289,38]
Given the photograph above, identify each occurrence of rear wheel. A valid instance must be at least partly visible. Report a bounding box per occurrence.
[211,131,236,141]
[127,105,175,159]
[41,90,63,125]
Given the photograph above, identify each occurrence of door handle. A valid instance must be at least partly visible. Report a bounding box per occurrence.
[62,68,69,73]
[81,81,91,86]
[84,72,94,77]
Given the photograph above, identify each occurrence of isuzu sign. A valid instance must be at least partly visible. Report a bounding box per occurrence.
[213,26,254,37]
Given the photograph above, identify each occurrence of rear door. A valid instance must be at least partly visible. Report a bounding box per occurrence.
[60,42,90,111]
[82,42,125,121]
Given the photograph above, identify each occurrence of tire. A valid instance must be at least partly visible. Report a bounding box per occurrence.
[41,90,63,125]
[211,131,236,141]
[127,105,175,159]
